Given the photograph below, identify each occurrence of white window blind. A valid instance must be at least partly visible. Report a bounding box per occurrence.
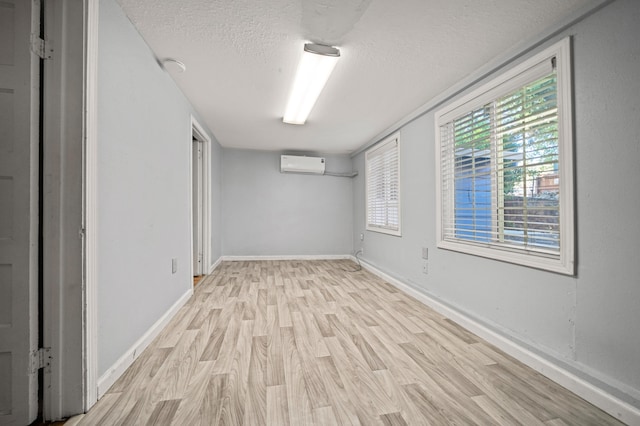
[366,135,401,236]
[435,38,574,275]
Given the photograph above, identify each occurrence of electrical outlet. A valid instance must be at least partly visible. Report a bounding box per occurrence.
[172,258,178,274]
[422,247,428,260]
[422,261,428,274]
[360,233,364,241]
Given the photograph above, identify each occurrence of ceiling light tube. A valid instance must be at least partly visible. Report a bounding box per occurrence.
[283,43,340,125]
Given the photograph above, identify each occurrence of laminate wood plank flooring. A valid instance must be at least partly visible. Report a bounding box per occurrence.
[79,260,624,425]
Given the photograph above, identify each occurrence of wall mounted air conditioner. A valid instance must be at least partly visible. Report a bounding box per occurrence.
[280,155,325,174]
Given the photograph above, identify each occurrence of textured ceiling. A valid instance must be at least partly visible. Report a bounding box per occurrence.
[117,0,599,153]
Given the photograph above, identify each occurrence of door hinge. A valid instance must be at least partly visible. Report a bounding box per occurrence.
[31,34,53,60]
[30,347,52,373]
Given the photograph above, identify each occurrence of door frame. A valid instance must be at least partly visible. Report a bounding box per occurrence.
[190,117,212,278]
[192,135,203,276]
[41,0,99,419]
[83,0,100,413]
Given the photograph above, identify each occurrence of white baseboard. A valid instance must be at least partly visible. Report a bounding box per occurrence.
[209,256,223,274]
[359,259,640,426]
[96,288,193,399]
[222,254,353,261]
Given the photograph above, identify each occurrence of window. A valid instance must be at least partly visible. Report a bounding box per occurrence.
[366,134,401,236]
[435,38,574,275]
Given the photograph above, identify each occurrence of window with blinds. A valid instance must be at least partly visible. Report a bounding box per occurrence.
[366,134,401,236]
[435,38,574,275]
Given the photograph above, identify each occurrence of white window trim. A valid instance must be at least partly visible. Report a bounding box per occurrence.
[366,133,402,236]
[435,38,574,275]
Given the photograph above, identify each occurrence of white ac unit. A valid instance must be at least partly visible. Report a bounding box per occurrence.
[280,155,325,174]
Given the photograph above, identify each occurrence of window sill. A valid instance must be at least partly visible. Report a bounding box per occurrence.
[437,239,574,275]
[366,226,402,237]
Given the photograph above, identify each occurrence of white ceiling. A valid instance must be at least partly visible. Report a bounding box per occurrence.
[117,0,597,154]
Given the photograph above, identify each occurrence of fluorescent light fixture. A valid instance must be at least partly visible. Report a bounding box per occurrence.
[283,43,340,125]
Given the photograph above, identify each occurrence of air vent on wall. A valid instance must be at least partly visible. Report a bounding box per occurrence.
[280,155,326,174]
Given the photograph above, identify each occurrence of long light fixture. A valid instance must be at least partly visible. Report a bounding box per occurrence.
[283,43,340,125]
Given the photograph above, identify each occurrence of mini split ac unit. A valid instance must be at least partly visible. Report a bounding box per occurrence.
[280,155,325,174]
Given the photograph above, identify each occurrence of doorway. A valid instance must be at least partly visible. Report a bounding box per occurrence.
[191,118,211,285]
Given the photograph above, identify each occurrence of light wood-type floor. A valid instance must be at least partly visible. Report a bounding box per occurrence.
[78,260,623,425]
[194,275,204,287]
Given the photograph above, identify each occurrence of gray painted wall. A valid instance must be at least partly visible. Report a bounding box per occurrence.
[352,0,640,407]
[222,149,354,256]
[97,0,221,375]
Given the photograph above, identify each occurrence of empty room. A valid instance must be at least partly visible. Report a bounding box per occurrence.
[1,0,639,425]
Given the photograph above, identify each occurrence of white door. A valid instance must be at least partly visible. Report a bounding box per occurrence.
[192,139,203,276]
[0,0,40,424]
